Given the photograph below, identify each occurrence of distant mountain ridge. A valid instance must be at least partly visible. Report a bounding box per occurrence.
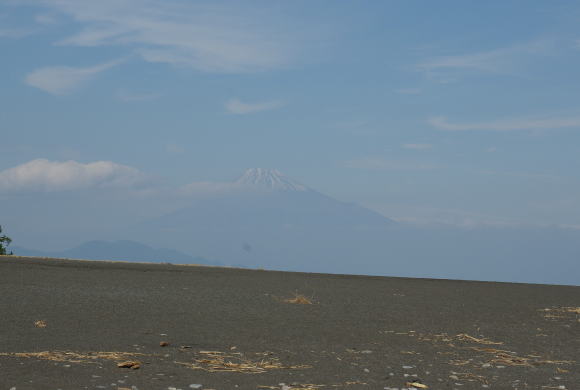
[11,240,221,265]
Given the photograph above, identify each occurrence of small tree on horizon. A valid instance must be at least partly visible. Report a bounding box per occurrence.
[0,225,13,255]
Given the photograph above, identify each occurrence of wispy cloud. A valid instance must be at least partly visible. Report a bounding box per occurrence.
[0,28,36,38]
[369,203,539,229]
[225,98,283,115]
[395,88,421,95]
[345,157,437,171]
[116,89,161,102]
[402,143,432,150]
[34,14,58,25]
[25,59,122,95]
[0,159,148,192]
[429,114,580,132]
[30,0,304,73]
[178,181,237,196]
[417,41,551,78]
[165,143,185,155]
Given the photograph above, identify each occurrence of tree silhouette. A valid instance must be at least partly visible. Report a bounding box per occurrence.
[0,225,13,255]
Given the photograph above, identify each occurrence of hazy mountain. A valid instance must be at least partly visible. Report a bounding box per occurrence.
[11,240,220,265]
[121,168,580,285]
[124,169,398,269]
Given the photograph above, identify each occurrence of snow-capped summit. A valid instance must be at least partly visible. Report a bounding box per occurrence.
[236,168,308,191]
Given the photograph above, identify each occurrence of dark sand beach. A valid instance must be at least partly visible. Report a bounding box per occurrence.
[1,256,578,389]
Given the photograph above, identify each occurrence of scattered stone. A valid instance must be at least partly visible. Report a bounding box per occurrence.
[189,385,202,389]
[160,341,170,347]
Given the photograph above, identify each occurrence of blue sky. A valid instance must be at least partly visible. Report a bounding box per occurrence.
[2,0,580,236]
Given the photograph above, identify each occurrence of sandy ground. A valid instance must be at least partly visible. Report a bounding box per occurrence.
[0,256,578,390]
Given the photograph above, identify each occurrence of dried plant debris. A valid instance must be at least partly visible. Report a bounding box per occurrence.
[539,307,580,321]
[405,381,428,389]
[117,360,141,369]
[258,384,325,390]
[455,333,503,345]
[258,381,367,389]
[470,347,574,366]
[386,329,576,373]
[283,292,314,305]
[449,372,488,384]
[0,351,150,364]
[34,320,47,328]
[176,350,312,374]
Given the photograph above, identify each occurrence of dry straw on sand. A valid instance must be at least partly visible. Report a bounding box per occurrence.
[176,350,312,374]
[0,351,149,364]
[282,291,315,304]
[258,381,368,389]
[539,307,580,320]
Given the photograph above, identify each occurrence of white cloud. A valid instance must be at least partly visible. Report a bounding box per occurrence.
[31,0,303,73]
[0,159,148,192]
[403,143,432,150]
[345,157,437,171]
[225,98,283,115]
[429,114,580,132]
[25,59,122,95]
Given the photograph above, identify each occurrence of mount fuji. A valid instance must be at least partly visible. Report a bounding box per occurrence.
[127,168,397,272]
[121,168,580,285]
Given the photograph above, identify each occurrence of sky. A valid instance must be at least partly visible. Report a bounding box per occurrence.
[2,0,580,246]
